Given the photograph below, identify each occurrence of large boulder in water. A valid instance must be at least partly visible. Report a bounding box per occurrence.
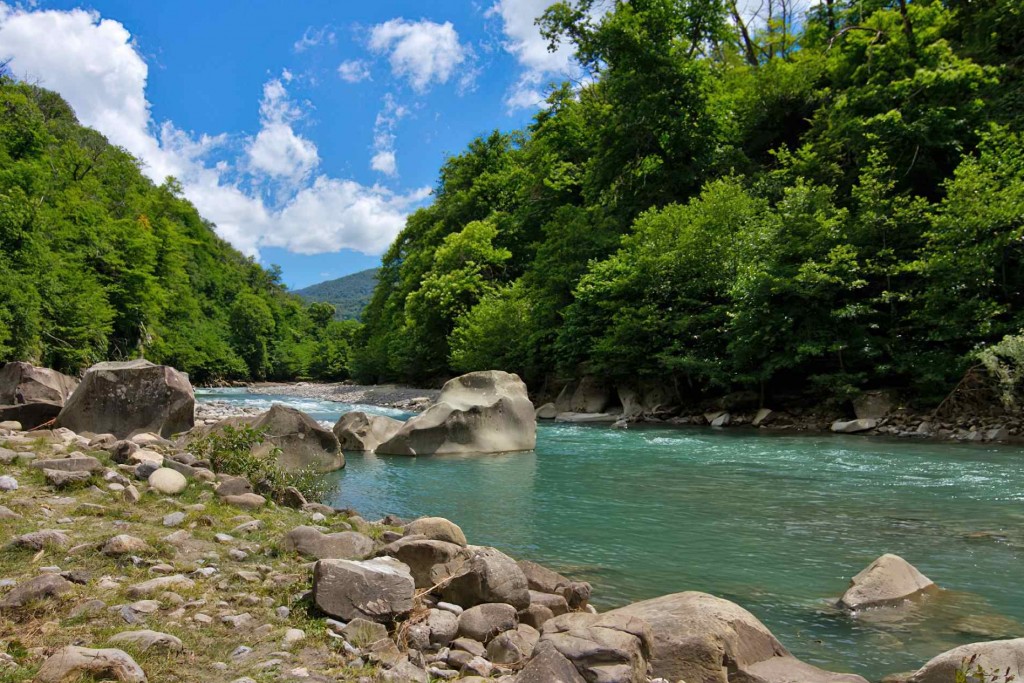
[376,370,535,455]
[839,553,936,610]
[607,591,868,683]
[906,638,1024,683]
[202,404,344,472]
[55,360,193,439]
[333,411,403,452]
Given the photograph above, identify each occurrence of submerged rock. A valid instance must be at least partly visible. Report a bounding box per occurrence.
[376,370,536,455]
[839,553,936,610]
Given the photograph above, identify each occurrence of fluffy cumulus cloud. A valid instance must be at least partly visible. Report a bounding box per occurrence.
[368,18,472,93]
[489,0,595,110]
[0,4,428,257]
[246,77,319,182]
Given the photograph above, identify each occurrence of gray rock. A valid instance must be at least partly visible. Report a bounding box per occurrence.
[535,403,558,419]
[839,554,936,610]
[35,646,146,683]
[442,545,530,610]
[451,637,487,657]
[312,557,415,623]
[0,574,73,609]
[341,617,389,646]
[540,612,651,683]
[162,512,187,527]
[148,468,187,495]
[377,370,536,455]
[333,411,403,452]
[404,517,468,546]
[103,535,151,556]
[853,389,897,420]
[520,604,554,630]
[55,359,194,439]
[30,455,102,473]
[831,418,878,434]
[215,475,253,497]
[221,493,266,509]
[0,475,17,491]
[45,468,91,488]
[488,624,540,664]
[0,361,78,405]
[377,537,467,588]
[13,529,71,550]
[907,638,1024,683]
[282,526,374,560]
[608,591,867,683]
[530,590,569,616]
[126,575,195,598]
[427,608,460,647]
[458,603,518,643]
[109,629,184,652]
[516,640,587,683]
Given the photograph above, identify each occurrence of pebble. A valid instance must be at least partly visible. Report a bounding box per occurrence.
[230,645,252,659]
[282,628,305,647]
[228,548,249,561]
[193,613,213,624]
[214,533,234,544]
[275,606,291,620]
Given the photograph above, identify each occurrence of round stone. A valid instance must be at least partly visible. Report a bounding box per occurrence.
[148,467,187,495]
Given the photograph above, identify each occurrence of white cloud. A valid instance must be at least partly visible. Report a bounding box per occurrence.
[246,76,319,182]
[337,59,371,83]
[488,0,598,111]
[368,18,472,93]
[294,25,335,52]
[0,4,429,257]
[370,93,408,178]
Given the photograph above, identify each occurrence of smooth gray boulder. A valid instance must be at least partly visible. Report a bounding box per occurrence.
[535,403,558,419]
[607,592,867,683]
[831,418,878,434]
[441,545,531,610]
[376,370,536,455]
[458,602,519,643]
[906,638,1024,683]
[0,361,78,405]
[56,359,194,439]
[199,404,344,472]
[312,556,414,623]
[282,526,374,560]
[333,411,404,452]
[839,553,936,610]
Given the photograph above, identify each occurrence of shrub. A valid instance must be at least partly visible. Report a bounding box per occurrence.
[186,425,335,503]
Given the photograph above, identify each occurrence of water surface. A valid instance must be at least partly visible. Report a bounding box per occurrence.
[197,388,1024,680]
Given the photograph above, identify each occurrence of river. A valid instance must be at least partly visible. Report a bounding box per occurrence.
[197,387,1024,680]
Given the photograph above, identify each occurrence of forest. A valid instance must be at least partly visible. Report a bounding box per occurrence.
[0,78,358,384]
[355,0,1024,406]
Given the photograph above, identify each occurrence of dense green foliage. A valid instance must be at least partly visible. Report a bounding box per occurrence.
[0,79,358,383]
[293,267,380,320]
[357,0,1024,406]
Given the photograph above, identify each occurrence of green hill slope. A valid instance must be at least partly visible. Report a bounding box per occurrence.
[293,268,379,320]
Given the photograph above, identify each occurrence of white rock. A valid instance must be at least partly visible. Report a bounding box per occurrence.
[148,468,187,495]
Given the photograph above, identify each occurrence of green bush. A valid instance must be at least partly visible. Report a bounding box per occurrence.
[186,424,335,503]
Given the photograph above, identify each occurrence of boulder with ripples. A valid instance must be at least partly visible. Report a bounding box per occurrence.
[333,411,403,452]
[905,638,1024,683]
[606,591,869,683]
[197,403,344,472]
[839,553,936,610]
[376,370,535,455]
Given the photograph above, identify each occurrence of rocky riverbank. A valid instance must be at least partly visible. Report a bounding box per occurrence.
[247,383,439,413]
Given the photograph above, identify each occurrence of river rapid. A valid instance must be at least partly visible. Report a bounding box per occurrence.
[197,387,1024,680]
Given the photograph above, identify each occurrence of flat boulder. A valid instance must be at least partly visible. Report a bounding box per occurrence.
[36,646,146,683]
[282,526,374,560]
[55,359,194,439]
[333,411,404,452]
[831,418,878,434]
[441,545,530,610]
[608,591,868,683]
[201,404,344,472]
[312,556,414,623]
[839,554,936,610]
[0,361,78,405]
[907,638,1024,683]
[376,370,536,455]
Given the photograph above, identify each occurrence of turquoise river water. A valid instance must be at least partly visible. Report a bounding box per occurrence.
[197,388,1024,681]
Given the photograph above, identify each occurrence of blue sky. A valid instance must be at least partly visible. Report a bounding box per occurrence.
[0,0,583,288]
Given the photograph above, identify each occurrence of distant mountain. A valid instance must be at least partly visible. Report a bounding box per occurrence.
[292,268,379,320]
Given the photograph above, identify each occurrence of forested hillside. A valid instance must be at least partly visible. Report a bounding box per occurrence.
[293,268,379,320]
[0,79,357,383]
[357,0,1024,406]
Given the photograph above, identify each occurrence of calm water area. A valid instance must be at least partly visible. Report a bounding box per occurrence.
[198,388,1024,680]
